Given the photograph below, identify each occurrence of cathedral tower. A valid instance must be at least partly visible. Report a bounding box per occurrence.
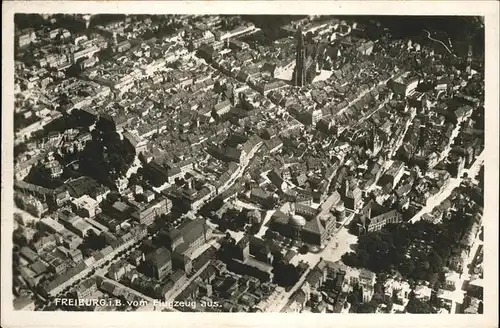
[292,27,306,87]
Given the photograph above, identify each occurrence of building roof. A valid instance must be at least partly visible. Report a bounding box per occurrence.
[289,214,307,227]
[303,215,325,235]
[30,260,49,275]
[445,271,460,282]
[76,278,97,293]
[362,200,390,219]
[385,160,405,177]
[100,280,118,295]
[334,202,345,213]
[359,268,376,282]
[320,191,342,213]
[414,284,433,298]
[243,257,273,273]
[306,268,324,286]
[62,176,102,198]
[146,247,172,268]
[345,184,362,199]
[250,187,270,199]
[271,209,289,225]
[167,218,207,256]
[170,270,186,283]
[20,247,39,263]
[199,265,217,282]
[284,249,297,262]
[295,203,318,217]
[40,217,65,232]
[13,295,34,310]
[72,195,98,209]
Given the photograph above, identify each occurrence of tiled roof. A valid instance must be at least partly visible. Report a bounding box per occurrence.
[303,215,325,235]
[146,247,172,268]
[170,219,208,255]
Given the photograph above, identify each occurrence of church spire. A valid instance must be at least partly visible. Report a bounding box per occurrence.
[466,36,473,76]
[296,26,304,48]
[293,26,306,87]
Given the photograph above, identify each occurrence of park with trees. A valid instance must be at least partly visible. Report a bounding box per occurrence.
[342,188,481,287]
[24,114,136,190]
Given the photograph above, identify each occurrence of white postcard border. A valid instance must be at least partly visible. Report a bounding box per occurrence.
[2,2,498,328]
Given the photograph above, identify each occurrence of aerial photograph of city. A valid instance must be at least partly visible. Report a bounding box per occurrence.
[10,13,486,314]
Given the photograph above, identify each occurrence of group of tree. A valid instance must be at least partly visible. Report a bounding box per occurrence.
[155,20,184,38]
[26,110,96,144]
[346,216,362,236]
[341,214,476,283]
[14,143,29,158]
[298,244,310,254]
[405,296,436,313]
[78,229,108,257]
[219,16,244,31]
[346,285,378,313]
[272,261,302,288]
[219,208,249,232]
[78,117,135,188]
[13,227,29,248]
[24,162,65,189]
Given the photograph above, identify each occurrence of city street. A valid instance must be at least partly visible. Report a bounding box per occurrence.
[253,193,359,312]
[437,119,466,164]
[263,226,358,312]
[353,97,390,128]
[94,242,143,277]
[263,268,310,312]
[410,150,484,223]
[137,241,221,312]
[125,155,142,180]
[15,207,39,226]
[424,29,456,57]
[290,226,358,267]
[336,72,399,118]
[233,199,262,211]
[254,210,276,239]
[449,229,483,313]
[312,70,334,83]
[410,177,462,223]
[163,261,213,303]
[280,122,304,134]
[97,275,155,305]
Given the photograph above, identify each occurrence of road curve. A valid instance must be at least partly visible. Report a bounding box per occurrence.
[423,29,456,57]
